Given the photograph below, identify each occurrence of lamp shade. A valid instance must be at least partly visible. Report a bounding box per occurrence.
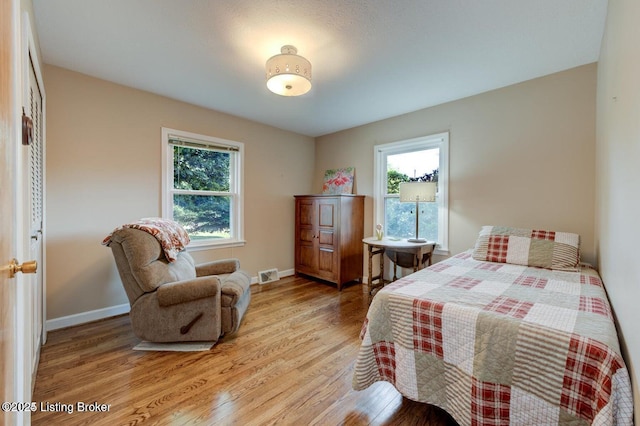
[399,182,437,202]
[265,45,312,96]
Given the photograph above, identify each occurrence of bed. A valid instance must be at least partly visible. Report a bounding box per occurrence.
[353,226,633,425]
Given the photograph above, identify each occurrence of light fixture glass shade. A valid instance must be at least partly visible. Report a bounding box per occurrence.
[265,45,312,96]
[399,182,437,202]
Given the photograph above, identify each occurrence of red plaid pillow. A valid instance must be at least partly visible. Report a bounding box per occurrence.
[472,226,580,271]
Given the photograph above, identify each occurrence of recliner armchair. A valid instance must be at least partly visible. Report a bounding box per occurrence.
[107,227,251,343]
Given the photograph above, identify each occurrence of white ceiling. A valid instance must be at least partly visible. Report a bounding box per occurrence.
[32,0,608,137]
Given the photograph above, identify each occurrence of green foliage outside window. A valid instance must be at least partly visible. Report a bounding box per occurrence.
[172,145,232,239]
[387,169,408,194]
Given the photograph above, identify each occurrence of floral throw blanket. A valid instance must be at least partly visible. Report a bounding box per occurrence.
[353,251,633,425]
[102,218,190,262]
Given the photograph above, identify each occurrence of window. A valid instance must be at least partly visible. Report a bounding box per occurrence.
[162,128,244,249]
[373,132,449,253]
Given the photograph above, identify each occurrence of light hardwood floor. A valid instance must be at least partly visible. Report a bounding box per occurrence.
[32,276,458,425]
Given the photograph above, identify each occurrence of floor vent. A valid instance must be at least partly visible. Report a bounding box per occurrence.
[258,268,279,284]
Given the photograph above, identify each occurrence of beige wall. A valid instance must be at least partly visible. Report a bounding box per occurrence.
[596,0,640,413]
[316,64,597,265]
[44,65,315,320]
[45,63,600,320]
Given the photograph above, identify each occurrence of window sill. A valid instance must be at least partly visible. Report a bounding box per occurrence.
[187,239,246,251]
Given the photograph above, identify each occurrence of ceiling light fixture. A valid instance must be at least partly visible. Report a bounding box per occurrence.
[265,45,312,96]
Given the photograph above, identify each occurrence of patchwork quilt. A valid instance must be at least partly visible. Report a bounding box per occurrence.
[353,251,633,425]
[102,217,190,262]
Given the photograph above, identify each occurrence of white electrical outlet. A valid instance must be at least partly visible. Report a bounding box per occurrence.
[258,268,279,284]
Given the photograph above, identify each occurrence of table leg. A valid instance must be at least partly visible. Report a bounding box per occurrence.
[416,245,435,270]
[366,245,386,301]
[367,245,374,295]
[379,247,385,287]
[425,251,433,267]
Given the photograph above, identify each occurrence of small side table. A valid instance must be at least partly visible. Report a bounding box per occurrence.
[362,237,436,298]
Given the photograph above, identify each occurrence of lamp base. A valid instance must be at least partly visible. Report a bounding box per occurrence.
[407,238,427,243]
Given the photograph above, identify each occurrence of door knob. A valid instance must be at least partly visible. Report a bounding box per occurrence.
[8,258,37,278]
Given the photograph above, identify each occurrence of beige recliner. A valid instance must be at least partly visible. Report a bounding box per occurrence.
[107,227,251,343]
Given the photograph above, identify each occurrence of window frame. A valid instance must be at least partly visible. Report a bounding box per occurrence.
[161,127,245,250]
[373,132,449,254]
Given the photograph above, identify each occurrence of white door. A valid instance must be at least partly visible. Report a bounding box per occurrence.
[2,0,24,423]
[24,51,45,373]
[0,6,44,424]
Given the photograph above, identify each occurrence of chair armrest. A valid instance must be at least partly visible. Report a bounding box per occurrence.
[195,258,240,277]
[156,276,220,307]
[220,270,252,305]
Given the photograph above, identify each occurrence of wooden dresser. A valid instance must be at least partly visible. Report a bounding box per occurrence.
[294,194,365,290]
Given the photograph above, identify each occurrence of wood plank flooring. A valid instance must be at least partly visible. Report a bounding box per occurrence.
[32,276,458,426]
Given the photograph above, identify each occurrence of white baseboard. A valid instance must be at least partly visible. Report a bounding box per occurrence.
[47,269,297,331]
[46,303,130,331]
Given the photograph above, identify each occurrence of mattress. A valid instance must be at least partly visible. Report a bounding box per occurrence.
[353,251,633,425]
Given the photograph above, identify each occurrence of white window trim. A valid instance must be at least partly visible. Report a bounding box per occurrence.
[373,132,449,255]
[161,127,245,250]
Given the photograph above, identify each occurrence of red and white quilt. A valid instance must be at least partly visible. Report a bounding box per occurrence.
[353,251,633,425]
[102,217,190,262]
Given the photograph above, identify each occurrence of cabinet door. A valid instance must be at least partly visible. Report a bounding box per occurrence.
[296,198,317,274]
[315,198,338,280]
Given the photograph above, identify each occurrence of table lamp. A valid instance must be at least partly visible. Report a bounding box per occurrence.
[399,182,437,243]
